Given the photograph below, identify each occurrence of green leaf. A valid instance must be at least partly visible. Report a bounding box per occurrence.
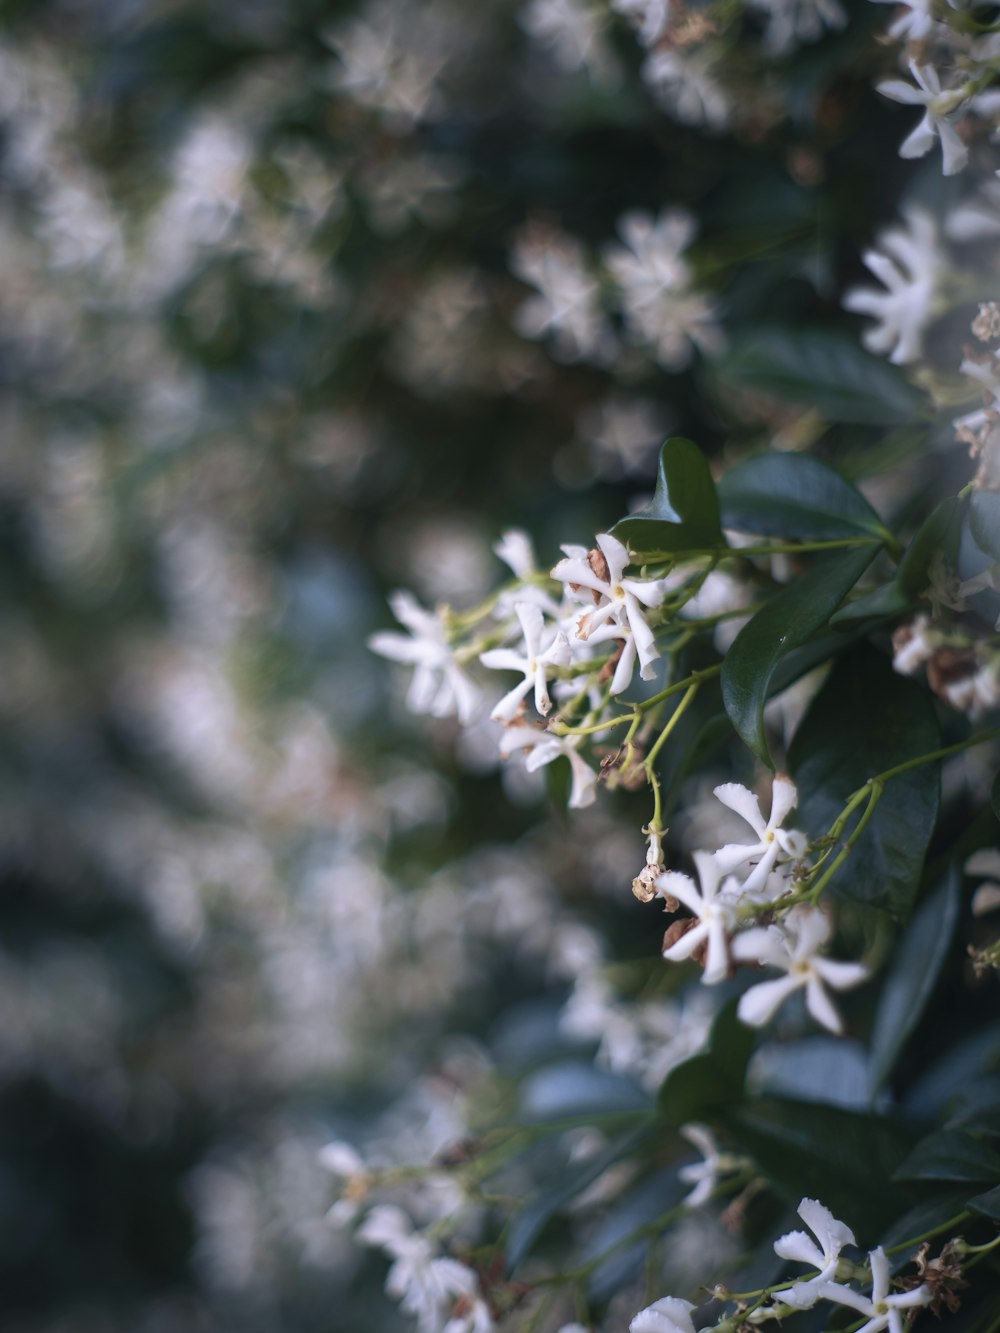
[717,452,888,541]
[869,867,962,1092]
[658,1000,754,1127]
[718,327,929,425]
[879,1193,973,1252]
[969,1183,1000,1220]
[788,644,940,917]
[582,1166,687,1302]
[993,772,1000,823]
[722,1100,914,1237]
[722,547,877,766]
[831,498,962,629]
[611,438,724,556]
[969,491,1000,562]
[946,1082,1000,1135]
[893,1129,1000,1184]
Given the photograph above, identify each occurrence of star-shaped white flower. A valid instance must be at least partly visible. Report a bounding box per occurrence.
[480,603,571,720]
[552,532,665,691]
[732,906,869,1033]
[369,591,481,724]
[842,206,941,366]
[658,850,740,983]
[319,1139,369,1227]
[677,1122,744,1207]
[712,774,807,895]
[877,62,969,176]
[817,1246,932,1333]
[499,723,598,808]
[630,1296,697,1333]
[773,1197,857,1309]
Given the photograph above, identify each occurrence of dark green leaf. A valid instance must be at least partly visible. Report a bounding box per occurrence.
[521,1062,652,1122]
[582,1166,687,1302]
[722,1099,914,1237]
[969,491,1000,562]
[506,1125,651,1271]
[894,1130,1000,1184]
[993,772,1000,823]
[946,1082,1000,1135]
[969,1183,1000,1220]
[831,498,962,629]
[611,438,724,555]
[879,1193,972,1252]
[789,644,940,917]
[719,327,929,425]
[722,547,877,766]
[658,1000,754,1127]
[869,867,962,1092]
[718,452,888,541]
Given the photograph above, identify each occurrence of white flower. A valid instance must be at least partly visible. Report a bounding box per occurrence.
[877,62,970,176]
[480,603,571,719]
[521,0,614,77]
[842,205,941,365]
[818,1246,932,1333]
[748,0,847,55]
[611,0,671,45]
[712,774,807,895]
[773,1197,857,1308]
[510,226,615,363]
[677,1122,743,1207]
[499,723,599,807]
[319,1140,369,1226]
[630,1296,697,1333]
[642,47,730,130]
[868,0,936,42]
[732,906,869,1033]
[552,532,665,691]
[369,590,482,725]
[658,850,740,983]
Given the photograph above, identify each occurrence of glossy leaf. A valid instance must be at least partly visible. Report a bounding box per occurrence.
[718,452,888,541]
[789,644,940,917]
[722,546,876,766]
[719,327,929,425]
[722,1099,914,1236]
[521,1062,652,1122]
[658,1000,753,1127]
[969,491,1000,562]
[611,438,724,556]
[893,1129,1000,1184]
[869,867,962,1093]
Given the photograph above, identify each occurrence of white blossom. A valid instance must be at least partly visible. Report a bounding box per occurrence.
[480,603,571,719]
[877,62,970,175]
[369,591,482,725]
[631,1296,697,1333]
[868,0,936,43]
[499,723,599,807]
[658,850,740,983]
[748,0,847,54]
[552,532,665,692]
[678,1122,743,1207]
[773,1197,857,1308]
[712,774,807,895]
[842,205,941,365]
[732,906,869,1033]
[318,1139,369,1226]
[817,1246,932,1333]
[642,47,730,130]
[510,226,615,363]
[520,0,614,77]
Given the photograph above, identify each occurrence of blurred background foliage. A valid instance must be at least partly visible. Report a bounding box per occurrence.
[0,0,987,1329]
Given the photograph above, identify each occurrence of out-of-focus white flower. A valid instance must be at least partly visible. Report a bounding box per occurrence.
[773,1197,857,1308]
[642,46,730,130]
[748,0,846,54]
[552,532,665,692]
[877,62,970,175]
[677,1122,743,1207]
[577,395,670,478]
[892,615,936,676]
[658,850,740,983]
[604,210,695,305]
[612,0,671,45]
[510,226,615,363]
[817,1246,932,1333]
[319,1140,369,1227]
[630,1295,697,1333]
[946,177,1000,241]
[732,907,869,1033]
[843,205,941,365]
[369,591,482,725]
[480,603,571,719]
[868,0,936,42]
[712,774,806,895]
[499,724,599,807]
[324,3,443,128]
[520,0,614,77]
[493,530,564,618]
